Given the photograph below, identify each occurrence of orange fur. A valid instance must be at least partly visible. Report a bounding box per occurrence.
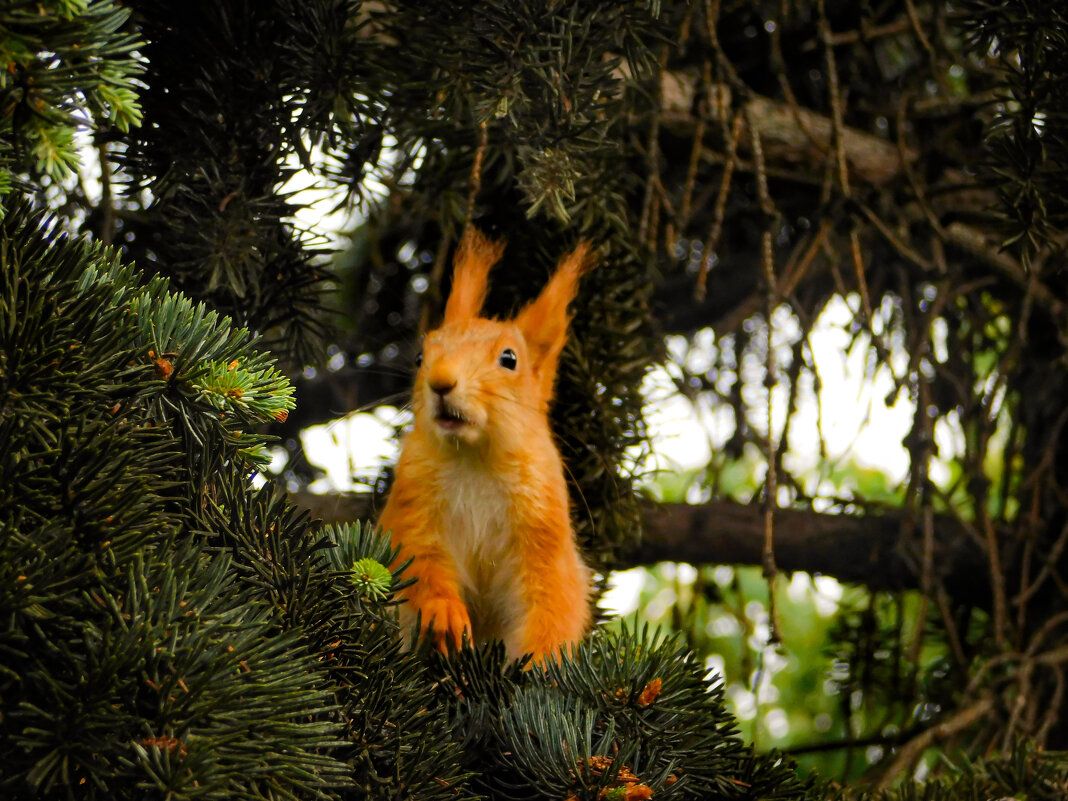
[378,228,594,665]
[443,227,506,325]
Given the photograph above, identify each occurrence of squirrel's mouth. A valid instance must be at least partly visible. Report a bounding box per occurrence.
[434,401,470,432]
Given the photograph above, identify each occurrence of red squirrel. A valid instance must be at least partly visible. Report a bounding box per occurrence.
[379,228,594,665]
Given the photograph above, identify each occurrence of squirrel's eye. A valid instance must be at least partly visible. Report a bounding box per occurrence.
[498,348,518,370]
[414,351,423,367]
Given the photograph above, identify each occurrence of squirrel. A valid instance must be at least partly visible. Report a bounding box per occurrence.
[378,227,595,665]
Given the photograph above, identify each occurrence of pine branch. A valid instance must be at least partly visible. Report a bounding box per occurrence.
[0,0,143,192]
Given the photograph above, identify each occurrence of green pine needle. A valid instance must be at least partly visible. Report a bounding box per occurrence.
[0,0,143,183]
[350,557,393,601]
[189,358,296,425]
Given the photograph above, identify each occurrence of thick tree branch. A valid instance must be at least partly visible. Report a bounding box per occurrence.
[289,491,989,606]
[631,500,988,606]
[658,74,916,186]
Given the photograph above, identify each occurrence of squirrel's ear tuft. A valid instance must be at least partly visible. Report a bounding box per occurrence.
[443,227,506,324]
[515,241,597,402]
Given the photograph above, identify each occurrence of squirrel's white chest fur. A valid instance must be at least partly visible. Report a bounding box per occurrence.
[436,462,522,641]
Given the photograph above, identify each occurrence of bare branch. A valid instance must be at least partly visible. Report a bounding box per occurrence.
[659,75,916,186]
[289,490,990,607]
[874,695,996,790]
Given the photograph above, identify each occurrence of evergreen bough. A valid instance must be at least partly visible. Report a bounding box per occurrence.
[0,0,142,195]
[2,198,815,800]
[0,202,470,799]
[425,625,811,801]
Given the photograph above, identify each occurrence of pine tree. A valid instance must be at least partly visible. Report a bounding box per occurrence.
[0,195,810,799]
[0,202,346,795]
[0,3,810,799]
[4,1,1068,800]
[0,0,141,197]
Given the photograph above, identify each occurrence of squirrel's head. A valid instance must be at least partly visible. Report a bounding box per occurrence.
[413,227,594,448]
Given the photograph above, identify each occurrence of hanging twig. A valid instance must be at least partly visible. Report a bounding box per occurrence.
[984,513,1009,650]
[638,45,671,250]
[678,116,706,228]
[906,379,936,667]
[818,0,850,200]
[703,0,749,95]
[818,0,877,330]
[935,584,968,670]
[1036,665,1065,744]
[904,0,936,62]
[697,110,744,300]
[746,99,782,645]
[772,0,826,156]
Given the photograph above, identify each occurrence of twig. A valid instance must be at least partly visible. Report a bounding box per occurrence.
[465,120,489,228]
[1036,665,1064,744]
[771,0,826,156]
[697,110,744,300]
[786,727,918,756]
[703,0,749,95]
[678,114,706,227]
[874,696,994,791]
[714,218,830,337]
[748,101,781,645]
[1002,661,1032,747]
[819,0,879,340]
[802,17,917,51]
[906,385,935,667]
[904,0,935,61]
[1036,645,1068,667]
[638,46,671,250]
[818,0,851,199]
[896,92,946,237]
[848,228,874,324]
[1024,610,1068,659]
[855,201,934,272]
[944,222,1065,317]
[1014,518,1068,607]
[935,584,968,670]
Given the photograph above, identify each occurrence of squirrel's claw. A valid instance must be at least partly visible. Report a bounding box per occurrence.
[421,596,472,653]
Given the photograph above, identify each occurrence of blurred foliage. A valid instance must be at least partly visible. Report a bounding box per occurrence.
[0,0,142,196]
[616,446,981,783]
[614,561,963,785]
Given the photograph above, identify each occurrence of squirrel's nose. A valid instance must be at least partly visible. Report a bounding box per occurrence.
[430,377,456,397]
[428,363,458,396]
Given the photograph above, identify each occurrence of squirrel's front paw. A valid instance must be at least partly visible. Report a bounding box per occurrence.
[420,596,472,653]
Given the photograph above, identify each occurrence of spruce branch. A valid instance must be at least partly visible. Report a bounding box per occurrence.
[0,0,142,192]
